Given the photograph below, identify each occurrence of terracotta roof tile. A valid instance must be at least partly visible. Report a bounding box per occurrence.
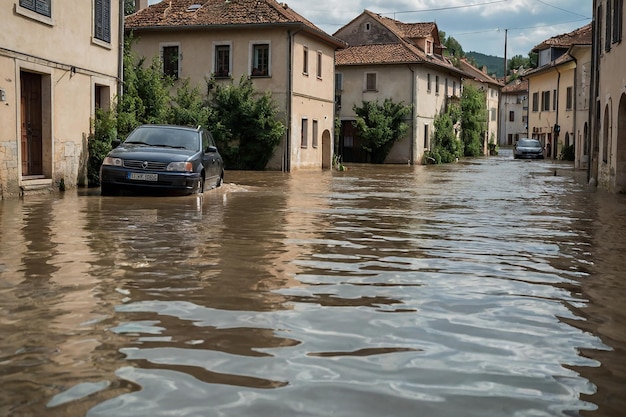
[336,43,425,65]
[501,79,528,94]
[126,0,333,41]
[532,23,592,52]
[458,58,503,86]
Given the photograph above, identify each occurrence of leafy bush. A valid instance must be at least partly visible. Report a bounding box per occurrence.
[425,110,462,164]
[460,84,487,157]
[560,144,575,161]
[353,99,412,163]
[87,108,117,186]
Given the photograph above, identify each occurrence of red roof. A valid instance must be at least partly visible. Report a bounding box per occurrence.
[532,23,592,52]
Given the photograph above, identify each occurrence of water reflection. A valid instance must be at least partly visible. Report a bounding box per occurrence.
[0,158,624,416]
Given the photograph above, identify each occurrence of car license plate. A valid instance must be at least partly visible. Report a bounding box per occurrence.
[128,172,158,181]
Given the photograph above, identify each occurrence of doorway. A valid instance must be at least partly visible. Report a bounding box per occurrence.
[20,71,43,176]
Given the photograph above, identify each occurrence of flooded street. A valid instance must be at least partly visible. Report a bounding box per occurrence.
[1,155,625,417]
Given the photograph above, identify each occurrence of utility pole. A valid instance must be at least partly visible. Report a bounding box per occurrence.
[503,29,508,84]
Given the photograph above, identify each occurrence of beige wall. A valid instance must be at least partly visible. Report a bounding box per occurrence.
[595,0,626,192]
[130,27,337,171]
[527,63,576,159]
[500,92,529,146]
[0,2,120,198]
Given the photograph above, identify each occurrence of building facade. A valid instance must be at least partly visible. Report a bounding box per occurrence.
[499,79,529,146]
[125,0,344,172]
[590,0,626,192]
[334,10,466,165]
[525,24,592,161]
[0,1,121,198]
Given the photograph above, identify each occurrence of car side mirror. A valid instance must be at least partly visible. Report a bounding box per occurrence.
[112,139,121,149]
[205,145,217,153]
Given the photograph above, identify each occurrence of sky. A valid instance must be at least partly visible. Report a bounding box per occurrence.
[147,0,592,58]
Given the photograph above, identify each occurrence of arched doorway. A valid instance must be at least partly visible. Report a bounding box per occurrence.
[322,129,332,170]
[615,94,626,192]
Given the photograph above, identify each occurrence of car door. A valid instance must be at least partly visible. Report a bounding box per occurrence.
[201,130,221,183]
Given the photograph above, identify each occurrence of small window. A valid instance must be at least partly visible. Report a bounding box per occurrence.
[435,76,439,94]
[303,46,309,75]
[509,110,515,122]
[426,40,433,55]
[335,73,343,92]
[613,0,623,43]
[366,73,377,91]
[606,2,613,52]
[19,0,51,17]
[532,92,539,112]
[566,86,573,110]
[162,45,179,79]
[553,89,557,111]
[365,22,371,31]
[312,120,319,148]
[424,124,429,149]
[252,43,270,76]
[215,44,230,77]
[94,0,111,43]
[542,90,550,111]
[427,74,431,93]
[316,51,322,78]
[301,118,308,148]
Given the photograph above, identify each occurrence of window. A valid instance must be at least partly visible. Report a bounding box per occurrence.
[215,44,230,77]
[566,86,573,110]
[19,0,51,17]
[426,40,433,55]
[553,89,557,111]
[365,73,377,91]
[316,51,322,78]
[162,45,179,79]
[532,92,539,112]
[424,124,430,149]
[365,22,371,31]
[541,91,550,111]
[301,118,308,148]
[312,120,319,148]
[303,47,309,75]
[335,73,343,92]
[509,111,515,122]
[435,76,439,94]
[252,43,270,76]
[613,0,623,43]
[606,2,612,52]
[94,0,111,43]
[427,74,432,92]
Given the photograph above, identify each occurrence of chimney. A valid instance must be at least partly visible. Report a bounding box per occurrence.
[135,0,149,11]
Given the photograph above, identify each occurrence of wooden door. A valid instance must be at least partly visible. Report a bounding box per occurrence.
[20,72,43,176]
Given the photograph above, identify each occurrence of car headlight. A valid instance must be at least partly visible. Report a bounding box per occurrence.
[102,156,123,166]
[166,161,193,172]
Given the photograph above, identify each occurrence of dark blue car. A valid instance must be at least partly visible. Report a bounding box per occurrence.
[100,125,224,195]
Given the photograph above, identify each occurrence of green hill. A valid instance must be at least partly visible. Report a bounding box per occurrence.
[466,52,505,78]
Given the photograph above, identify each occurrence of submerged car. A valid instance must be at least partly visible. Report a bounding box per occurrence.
[100,124,224,195]
[514,138,544,159]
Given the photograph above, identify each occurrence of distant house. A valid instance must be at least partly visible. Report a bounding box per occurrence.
[524,24,592,162]
[0,1,121,198]
[590,0,625,192]
[457,58,503,153]
[125,0,345,172]
[499,79,529,146]
[333,10,466,164]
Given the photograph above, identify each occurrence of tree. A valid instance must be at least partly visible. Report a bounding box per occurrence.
[425,105,462,164]
[124,0,136,15]
[207,75,285,170]
[353,99,412,163]
[460,84,487,157]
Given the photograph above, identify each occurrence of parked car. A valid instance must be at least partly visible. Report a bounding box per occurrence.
[514,138,544,159]
[100,124,224,195]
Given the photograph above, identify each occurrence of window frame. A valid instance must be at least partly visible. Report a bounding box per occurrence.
[316,51,323,79]
[312,119,319,148]
[17,0,54,25]
[250,42,271,77]
[335,72,343,92]
[365,72,377,91]
[213,42,232,78]
[19,0,51,17]
[566,86,573,111]
[160,43,181,80]
[427,73,432,93]
[301,118,309,148]
[532,92,539,112]
[509,110,515,122]
[303,46,309,75]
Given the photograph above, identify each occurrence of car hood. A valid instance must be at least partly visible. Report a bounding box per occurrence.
[108,144,197,162]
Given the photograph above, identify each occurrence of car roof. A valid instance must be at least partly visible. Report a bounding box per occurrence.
[137,124,202,132]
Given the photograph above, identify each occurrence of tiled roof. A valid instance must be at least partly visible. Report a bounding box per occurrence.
[532,23,592,51]
[336,43,425,65]
[335,10,462,75]
[125,0,344,46]
[458,58,503,86]
[501,79,528,94]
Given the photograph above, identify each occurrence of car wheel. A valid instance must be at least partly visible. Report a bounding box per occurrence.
[196,176,205,194]
[216,173,223,188]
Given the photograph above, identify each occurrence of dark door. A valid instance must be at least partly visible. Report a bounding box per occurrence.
[20,71,43,176]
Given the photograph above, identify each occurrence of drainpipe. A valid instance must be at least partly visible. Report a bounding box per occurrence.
[408,64,415,165]
[554,66,561,159]
[118,0,124,99]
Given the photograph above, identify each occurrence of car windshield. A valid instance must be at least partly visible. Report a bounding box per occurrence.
[518,139,541,147]
[125,127,199,151]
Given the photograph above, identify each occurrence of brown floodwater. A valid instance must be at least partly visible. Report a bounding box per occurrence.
[1,155,625,417]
